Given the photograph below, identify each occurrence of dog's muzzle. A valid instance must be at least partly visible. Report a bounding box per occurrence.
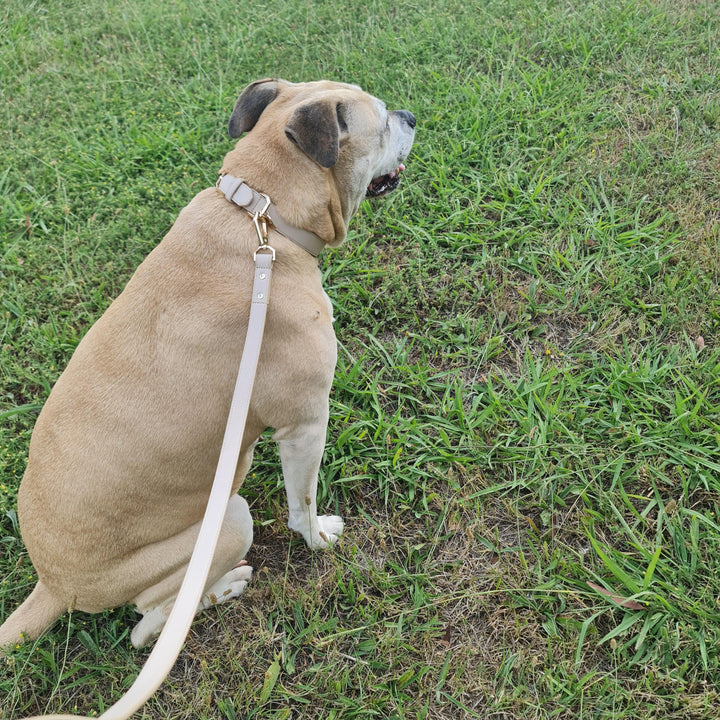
[366,109,416,198]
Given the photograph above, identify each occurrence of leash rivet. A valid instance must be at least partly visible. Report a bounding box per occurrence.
[257,293,264,300]
[259,273,266,280]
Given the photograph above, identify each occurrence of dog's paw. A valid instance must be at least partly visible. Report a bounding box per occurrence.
[131,603,171,648]
[201,564,253,609]
[309,515,344,549]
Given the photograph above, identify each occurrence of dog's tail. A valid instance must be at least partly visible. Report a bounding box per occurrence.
[0,580,67,651]
[1,583,106,720]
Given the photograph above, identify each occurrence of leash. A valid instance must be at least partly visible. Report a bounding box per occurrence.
[98,187,277,720]
[22,179,304,720]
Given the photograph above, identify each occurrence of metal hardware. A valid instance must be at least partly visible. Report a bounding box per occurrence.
[254,244,276,262]
[251,192,272,245]
[251,192,275,261]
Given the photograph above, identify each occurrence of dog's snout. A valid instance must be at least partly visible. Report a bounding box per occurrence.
[396,110,416,129]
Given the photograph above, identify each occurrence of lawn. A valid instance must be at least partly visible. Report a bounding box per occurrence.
[1,0,720,718]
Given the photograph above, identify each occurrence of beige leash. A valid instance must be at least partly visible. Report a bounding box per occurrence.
[98,249,274,720]
[22,184,284,720]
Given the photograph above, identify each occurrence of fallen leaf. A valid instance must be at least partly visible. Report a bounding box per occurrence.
[439,625,452,647]
[695,336,705,351]
[259,653,282,704]
[587,581,646,610]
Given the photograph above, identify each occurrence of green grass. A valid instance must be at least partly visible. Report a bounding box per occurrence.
[2,0,720,717]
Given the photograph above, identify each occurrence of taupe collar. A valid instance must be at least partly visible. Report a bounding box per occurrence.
[216,174,326,257]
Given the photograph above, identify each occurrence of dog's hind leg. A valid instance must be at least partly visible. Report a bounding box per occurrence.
[129,493,253,648]
[0,580,68,650]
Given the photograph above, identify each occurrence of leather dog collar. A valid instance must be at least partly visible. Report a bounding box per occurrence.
[216,174,326,257]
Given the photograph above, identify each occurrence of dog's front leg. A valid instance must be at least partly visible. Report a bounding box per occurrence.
[274,423,343,548]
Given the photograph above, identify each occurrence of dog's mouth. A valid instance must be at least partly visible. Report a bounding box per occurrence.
[366,164,406,198]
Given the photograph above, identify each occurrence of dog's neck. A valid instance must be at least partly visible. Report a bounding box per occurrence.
[216,174,326,257]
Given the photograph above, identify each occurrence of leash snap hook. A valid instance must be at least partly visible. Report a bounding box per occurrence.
[252,192,272,245]
[251,192,275,262]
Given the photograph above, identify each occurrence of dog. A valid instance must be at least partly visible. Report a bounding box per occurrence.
[0,78,415,650]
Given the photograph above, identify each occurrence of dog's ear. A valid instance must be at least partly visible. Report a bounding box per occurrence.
[228,79,281,138]
[284,100,340,169]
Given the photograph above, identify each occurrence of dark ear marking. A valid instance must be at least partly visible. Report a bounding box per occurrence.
[336,103,348,134]
[284,101,340,168]
[228,79,280,138]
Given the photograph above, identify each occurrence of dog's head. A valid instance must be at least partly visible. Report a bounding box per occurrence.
[224,79,415,245]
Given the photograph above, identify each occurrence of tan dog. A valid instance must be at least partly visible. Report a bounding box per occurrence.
[0,79,415,650]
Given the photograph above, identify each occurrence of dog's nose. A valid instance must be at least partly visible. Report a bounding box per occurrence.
[396,110,416,129]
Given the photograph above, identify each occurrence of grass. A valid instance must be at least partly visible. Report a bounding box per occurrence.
[1,0,720,717]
